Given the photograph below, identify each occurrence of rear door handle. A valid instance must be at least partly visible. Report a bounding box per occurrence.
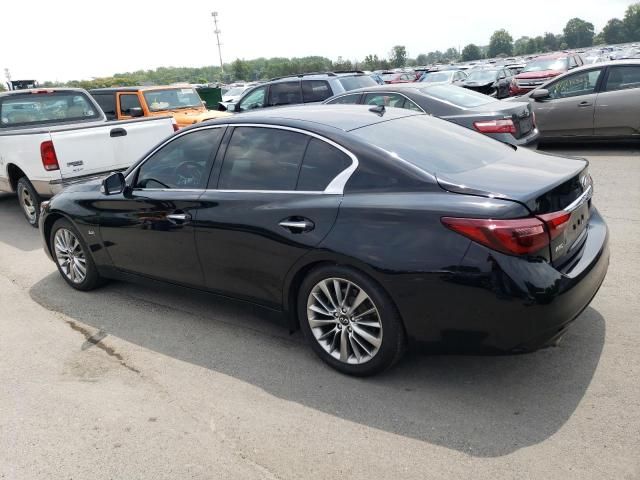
[279,218,315,233]
[578,101,592,107]
[166,212,191,223]
[110,128,127,137]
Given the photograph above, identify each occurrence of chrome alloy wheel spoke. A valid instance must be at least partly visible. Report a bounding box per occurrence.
[307,277,383,365]
[53,228,87,284]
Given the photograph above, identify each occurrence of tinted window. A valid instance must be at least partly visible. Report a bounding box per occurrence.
[0,91,100,128]
[268,81,302,107]
[239,86,266,111]
[297,139,351,191]
[119,94,142,115]
[604,66,640,92]
[302,80,332,103]
[91,93,116,119]
[326,93,361,105]
[136,129,222,189]
[364,93,407,108]
[338,75,377,91]
[143,88,203,112]
[218,127,308,190]
[547,69,602,99]
[421,84,493,108]
[351,115,511,175]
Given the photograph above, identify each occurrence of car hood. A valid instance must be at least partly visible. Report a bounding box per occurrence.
[516,69,563,79]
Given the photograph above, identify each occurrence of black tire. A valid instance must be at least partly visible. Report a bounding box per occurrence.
[49,218,105,291]
[16,177,41,228]
[298,265,406,376]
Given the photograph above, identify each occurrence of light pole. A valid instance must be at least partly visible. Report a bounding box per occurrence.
[211,12,224,74]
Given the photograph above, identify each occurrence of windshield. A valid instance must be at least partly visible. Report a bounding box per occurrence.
[351,115,509,174]
[225,87,246,97]
[421,84,494,108]
[338,75,377,91]
[466,70,498,83]
[0,91,101,128]
[381,74,398,81]
[143,88,203,112]
[422,71,454,83]
[523,58,568,72]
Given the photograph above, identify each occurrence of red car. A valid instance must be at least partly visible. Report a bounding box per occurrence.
[510,53,583,95]
[381,71,415,84]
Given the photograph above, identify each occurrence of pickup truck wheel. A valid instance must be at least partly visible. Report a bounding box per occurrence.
[16,177,41,228]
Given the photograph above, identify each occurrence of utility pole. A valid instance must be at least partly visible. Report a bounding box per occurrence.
[211,12,224,74]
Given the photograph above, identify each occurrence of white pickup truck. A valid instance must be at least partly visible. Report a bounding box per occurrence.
[0,88,176,226]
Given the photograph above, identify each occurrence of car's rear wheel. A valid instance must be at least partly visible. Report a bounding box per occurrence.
[298,265,406,376]
[17,177,41,227]
[50,218,104,291]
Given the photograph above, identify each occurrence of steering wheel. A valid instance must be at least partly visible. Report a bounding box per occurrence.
[175,161,203,187]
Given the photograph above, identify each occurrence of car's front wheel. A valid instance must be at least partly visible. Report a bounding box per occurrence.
[298,265,406,376]
[50,218,104,291]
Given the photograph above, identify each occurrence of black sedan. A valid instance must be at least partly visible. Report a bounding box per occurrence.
[463,67,514,99]
[40,105,609,376]
[323,83,538,147]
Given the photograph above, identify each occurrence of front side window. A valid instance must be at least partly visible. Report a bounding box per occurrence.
[547,69,603,99]
[302,80,332,103]
[364,93,407,109]
[119,94,142,115]
[325,93,361,105]
[268,81,302,107]
[297,138,351,191]
[135,129,223,189]
[143,88,203,112]
[218,127,308,190]
[0,91,100,128]
[238,86,266,111]
[604,66,640,92]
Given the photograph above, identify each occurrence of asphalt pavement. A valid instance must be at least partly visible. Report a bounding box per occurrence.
[0,143,638,479]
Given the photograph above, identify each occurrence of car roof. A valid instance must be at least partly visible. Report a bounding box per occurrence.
[205,104,422,132]
[557,58,640,75]
[530,53,571,60]
[89,85,195,93]
[0,87,91,97]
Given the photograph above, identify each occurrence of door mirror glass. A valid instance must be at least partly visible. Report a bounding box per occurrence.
[102,172,126,195]
[129,107,144,118]
[531,88,550,100]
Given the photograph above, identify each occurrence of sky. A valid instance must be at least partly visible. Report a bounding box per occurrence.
[1,0,635,82]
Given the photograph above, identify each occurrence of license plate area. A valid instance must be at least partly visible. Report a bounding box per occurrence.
[552,202,590,262]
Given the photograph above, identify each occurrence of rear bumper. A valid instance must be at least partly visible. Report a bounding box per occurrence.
[490,128,539,148]
[395,207,609,351]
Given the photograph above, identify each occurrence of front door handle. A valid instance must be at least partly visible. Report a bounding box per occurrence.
[578,101,592,107]
[279,218,315,233]
[110,127,127,137]
[166,212,191,223]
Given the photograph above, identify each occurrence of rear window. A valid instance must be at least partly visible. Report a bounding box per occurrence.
[91,93,116,119]
[338,75,377,91]
[350,115,510,174]
[421,85,493,108]
[0,91,101,128]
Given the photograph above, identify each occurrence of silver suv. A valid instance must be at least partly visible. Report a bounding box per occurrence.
[228,71,378,112]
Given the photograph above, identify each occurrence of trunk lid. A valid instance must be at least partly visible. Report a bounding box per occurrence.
[465,100,535,138]
[437,148,592,263]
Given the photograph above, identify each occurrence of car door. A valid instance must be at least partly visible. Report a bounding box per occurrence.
[594,65,640,137]
[237,85,267,112]
[532,67,604,137]
[267,81,302,108]
[95,126,225,286]
[195,125,351,308]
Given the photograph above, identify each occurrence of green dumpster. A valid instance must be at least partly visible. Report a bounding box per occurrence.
[196,87,223,110]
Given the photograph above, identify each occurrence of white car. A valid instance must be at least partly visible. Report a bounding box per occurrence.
[218,84,259,111]
[0,88,176,226]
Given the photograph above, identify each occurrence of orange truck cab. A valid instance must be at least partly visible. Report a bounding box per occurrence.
[89,85,230,128]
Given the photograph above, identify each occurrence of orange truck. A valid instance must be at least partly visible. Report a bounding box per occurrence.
[89,85,230,128]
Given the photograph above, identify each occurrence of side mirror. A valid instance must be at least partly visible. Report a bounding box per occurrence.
[129,107,144,118]
[102,172,126,195]
[233,103,241,113]
[531,89,550,101]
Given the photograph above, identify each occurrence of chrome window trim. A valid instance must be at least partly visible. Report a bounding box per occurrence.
[563,185,593,213]
[326,91,426,114]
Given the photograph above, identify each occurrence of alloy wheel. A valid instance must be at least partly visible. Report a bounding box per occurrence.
[19,186,37,224]
[306,277,383,364]
[53,228,87,284]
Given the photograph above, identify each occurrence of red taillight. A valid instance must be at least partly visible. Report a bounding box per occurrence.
[538,211,571,241]
[442,217,549,256]
[473,119,516,134]
[40,141,59,171]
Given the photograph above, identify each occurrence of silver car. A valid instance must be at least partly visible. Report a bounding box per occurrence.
[511,60,640,141]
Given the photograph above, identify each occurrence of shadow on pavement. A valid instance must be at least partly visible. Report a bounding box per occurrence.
[540,141,640,157]
[30,272,606,457]
[0,193,42,252]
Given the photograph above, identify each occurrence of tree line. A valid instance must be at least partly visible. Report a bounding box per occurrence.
[19,2,640,88]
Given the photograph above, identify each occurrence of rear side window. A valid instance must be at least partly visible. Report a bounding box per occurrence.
[119,94,142,115]
[364,93,407,109]
[421,84,493,108]
[0,91,101,128]
[218,127,309,190]
[337,75,377,91]
[268,81,302,107]
[91,93,116,119]
[604,66,640,92]
[326,93,361,105]
[302,80,332,103]
[297,139,351,191]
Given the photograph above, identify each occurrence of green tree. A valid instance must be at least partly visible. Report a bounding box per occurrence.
[415,53,428,65]
[461,44,482,61]
[443,47,459,61]
[513,36,530,56]
[389,45,407,68]
[488,29,513,57]
[623,2,640,41]
[563,18,595,48]
[603,18,627,44]
[542,32,558,52]
[593,32,605,46]
[231,59,249,81]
